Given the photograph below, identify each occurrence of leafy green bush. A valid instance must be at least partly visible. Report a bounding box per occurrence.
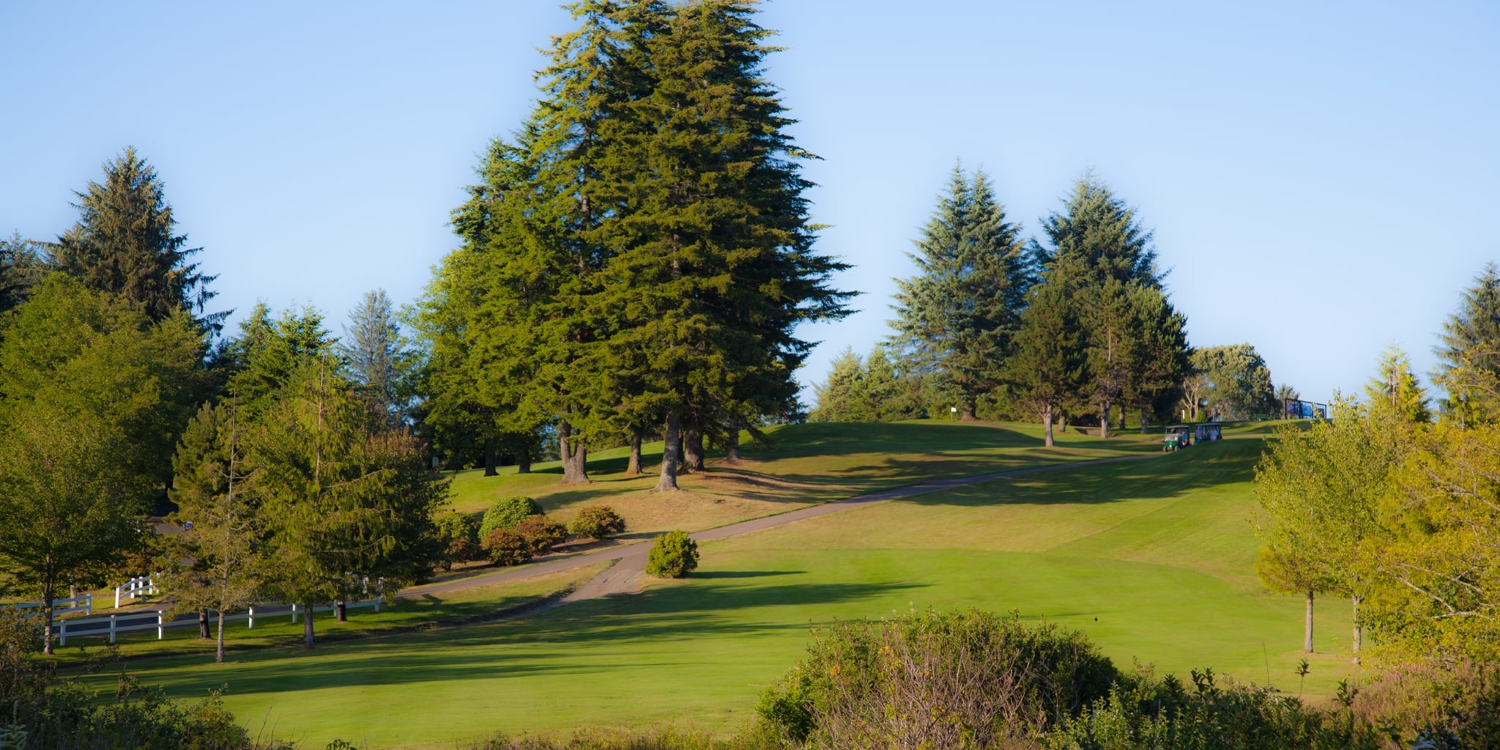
[568,505,626,540]
[645,530,698,578]
[1349,661,1500,749]
[757,608,1117,748]
[515,515,569,555]
[480,496,542,539]
[435,511,482,569]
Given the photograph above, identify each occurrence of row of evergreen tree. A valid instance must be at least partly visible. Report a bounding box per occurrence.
[411,0,850,490]
[0,151,443,656]
[814,166,1198,444]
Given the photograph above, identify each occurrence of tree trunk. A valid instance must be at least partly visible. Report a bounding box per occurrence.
[516,447,531,474]
[725,423,741,463]
[960,402,976,421]
[199,609,210,639]
[1118,403,1127,431]
[1304,590,1315,653]
[1352,595,1362,664]
[559,419,590,484]
[303,603,315,649]
[1043,403,1054,448]
[1060,415,1067,433]
[336,600,347,622]
[1100,400,1111,439]
[483,445,498,477]
[626,431,643,475]
[656,412,682,492]
[216,608,226,663]
[684,430,704,472]
[1140,406,1149,434]
[41,582,54,656]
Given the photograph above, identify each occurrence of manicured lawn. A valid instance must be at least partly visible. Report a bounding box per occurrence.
[79,421,1353,749]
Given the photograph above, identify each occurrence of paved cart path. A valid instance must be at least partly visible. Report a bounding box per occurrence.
[400,452,1162,610]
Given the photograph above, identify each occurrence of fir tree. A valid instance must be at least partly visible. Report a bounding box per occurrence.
[221,303,334,420]
[338,289,414,427]
[1006,270,1087,447]
[54,148,223,330]
[891,166,1030,420]
[0,233,50,317]
[1033,171,1161,289]
[1434,262,1500,423]
[1124,285,1191,432]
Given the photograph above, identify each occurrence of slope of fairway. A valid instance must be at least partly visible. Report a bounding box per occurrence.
[89,425,1358,749]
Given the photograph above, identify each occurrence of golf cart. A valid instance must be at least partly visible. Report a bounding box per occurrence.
[1164,425,1191,452]
[1194,423,1223,443]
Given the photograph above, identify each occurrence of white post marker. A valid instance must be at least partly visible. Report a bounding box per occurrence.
[59,619,66,647]
[248,606,255,630]
[156,610,164,640]
[109,614,117,644]
[290,603,298,623]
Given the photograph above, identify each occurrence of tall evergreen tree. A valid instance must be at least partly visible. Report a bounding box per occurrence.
[339,289,414,427]
[1033,172,1161,289]
[54,148,223,330]
[1434,262,1500,424]
[220,303,334,420]
[0,233,49,318]
[1124,285,1191,432]
[891,165,1031,420]
[1006,271,1087,447]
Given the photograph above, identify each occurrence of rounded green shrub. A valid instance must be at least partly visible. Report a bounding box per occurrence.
[645,530,698,578]
[479,496,542,540]
[568,505,627,540]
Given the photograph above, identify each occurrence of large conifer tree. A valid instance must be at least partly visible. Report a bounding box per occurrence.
[1005,269,1086,447]
[1435,262,1500,423]
[54,148,222,330]
[891,165,1031,420]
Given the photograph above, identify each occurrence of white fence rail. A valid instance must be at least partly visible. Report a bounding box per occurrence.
[52,596,383,646]
[5,594,92,618]
[114,575,156,608]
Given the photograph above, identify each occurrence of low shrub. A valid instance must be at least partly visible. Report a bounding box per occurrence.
[646,530,698,578]
[435,511,483,569]
[462,726,777,749]
[483,528,534,566]
[758,608,1117,748]
[515,515,569,555]
[568,505,627,540]
[480,496,543,539]
[1348,660,1500,749]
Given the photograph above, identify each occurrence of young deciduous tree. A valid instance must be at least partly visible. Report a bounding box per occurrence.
[254,358,446,648]
[1192,344,1277,420]
[891,165,1030,419]
[162,399,264,663]
[53,148,222,331]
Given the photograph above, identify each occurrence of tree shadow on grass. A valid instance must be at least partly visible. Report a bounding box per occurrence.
[893,439,1262,509]
[124,578,925,698]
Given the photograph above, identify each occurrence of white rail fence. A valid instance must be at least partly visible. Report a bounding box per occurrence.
[51,596,384,646]
[4,594,92,617]
[115,574,156,608]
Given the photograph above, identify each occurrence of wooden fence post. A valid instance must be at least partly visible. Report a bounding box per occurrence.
[109,614,116,644]
[59,619,67,647]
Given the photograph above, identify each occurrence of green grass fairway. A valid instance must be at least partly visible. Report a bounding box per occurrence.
[83,421,1356,749]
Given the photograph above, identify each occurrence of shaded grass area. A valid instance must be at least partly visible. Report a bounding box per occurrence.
[83,426,1356,749]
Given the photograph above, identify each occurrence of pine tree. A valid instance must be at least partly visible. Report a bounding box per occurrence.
[1124,285,1191,432]
[1434,262,1500,423]
[162,398,264,663]
[338,289,414,427]
[1006,271,1087,447]
[1033,171,1161,289]
[1365,346,1431,424]
[891,166,1030,420]
[0,233,49,317]
[221,303,334,420]
[590,0,850,490]
[54,148,222,330]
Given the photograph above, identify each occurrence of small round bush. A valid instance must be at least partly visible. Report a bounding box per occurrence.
[514,515,569,556]
[434,511,481,569]
[646,530,698,578]
[483,528,534,567]
[568,505,627,540]
[479,496,542,540]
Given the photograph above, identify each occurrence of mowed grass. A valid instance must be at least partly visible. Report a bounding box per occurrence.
[80,421,1356,749]
[442,419,1157,536]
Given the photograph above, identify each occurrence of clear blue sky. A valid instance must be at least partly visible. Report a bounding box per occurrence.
[3,1,1497,404]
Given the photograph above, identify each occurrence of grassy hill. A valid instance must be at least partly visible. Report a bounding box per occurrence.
[74,420,1358,749]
